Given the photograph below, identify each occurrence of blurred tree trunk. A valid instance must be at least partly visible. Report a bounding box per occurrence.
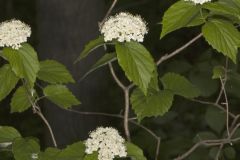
[36,0,107,147]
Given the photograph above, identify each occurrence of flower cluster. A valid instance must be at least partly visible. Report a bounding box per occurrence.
[85,127,127,160]
[100,12,148,42]
[184,0,211,4]
[0,19,31,49]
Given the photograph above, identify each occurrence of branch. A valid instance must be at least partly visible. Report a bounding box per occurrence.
[174,120,240,160]
[215,144,223,160]
[156,33,203,66]
[22,80,57,147]
[155,137,161,160]
[190,99,236,119]
[124,88,131,141]
[99,0,118,28]
[108,62,126,90]
[174,138,240,160]
[108,62,131,140]
[35,108,57,147]
[220,77,230,136]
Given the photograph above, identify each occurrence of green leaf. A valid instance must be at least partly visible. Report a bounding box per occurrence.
[202,19,240,63]
[203,2,240,22]
[223,147,236,159]
[13,138,40,160]
[187,9,208,27]
[226,72,240,98]
[205,107,226,133]
[10,86,31,113]
[39,148,60,160]
[57,141,85,160]
[116,42,156,95]
[148,69,159,91]
[84,152,98,160]
[40,142,85,160]
[0,64,19,101]
[38,60,75,84]
[161,73,200,98]
[212,66,225,79]
[0,126,21,143]
[126,142,147,160]
[81,53,117,80]
[3,43,40,87]
[209,147,221,159]
[189,69,219,97]
[75,36,105,63]
[43,85,80,108]
[212,0,240,11]
[161,1,202,38]
[131,88,174,121]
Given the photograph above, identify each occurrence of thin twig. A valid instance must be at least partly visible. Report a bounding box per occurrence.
[174,138,240,160]
[63,108,160,145]
[215,88,223,104]
[99,0,118,28]
[215,144,223,160]
[190,99,236,119]
[220,77,230,137]
[230,115,240,131]
[155,137,161,160]
[108,62,126,90]
[215,59,228,104]
[36,110,57,147]
[124,88,131,141]
[230,123,240,137]
[156,33,203,66]
[108,62,131,140]
[174,120,240,160]
[21,80,57,147]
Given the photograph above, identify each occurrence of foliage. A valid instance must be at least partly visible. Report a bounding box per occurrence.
[1,0,240,160]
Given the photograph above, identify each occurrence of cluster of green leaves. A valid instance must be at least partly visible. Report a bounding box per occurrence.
[131,72,200,121]
[0,126,147,160]
[76,39,157,95]
[76,0,240,123]
[77,38,202,121]
[160,0,240,63]
[0,43,80,113]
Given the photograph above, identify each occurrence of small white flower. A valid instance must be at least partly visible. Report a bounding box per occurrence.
[85,127,127,160]
[184,0,211,4]
[0,142,12,148]
[100,12,148,42]
[0,19,31,50]
[31,153,38,160]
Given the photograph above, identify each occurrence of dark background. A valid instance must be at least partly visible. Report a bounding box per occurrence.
[0,0,240,159]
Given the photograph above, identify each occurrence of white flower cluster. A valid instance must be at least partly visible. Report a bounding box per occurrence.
[31,153,38,159]
[0,19,31,49]
[184,0,211,4]
[100,12,148,42]
[85,127,127,160]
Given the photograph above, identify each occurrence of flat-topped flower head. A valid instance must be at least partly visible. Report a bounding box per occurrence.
[0,19,31,50]
[100,12,148,42]
[184,0,211,4]
[85,127,127,160]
